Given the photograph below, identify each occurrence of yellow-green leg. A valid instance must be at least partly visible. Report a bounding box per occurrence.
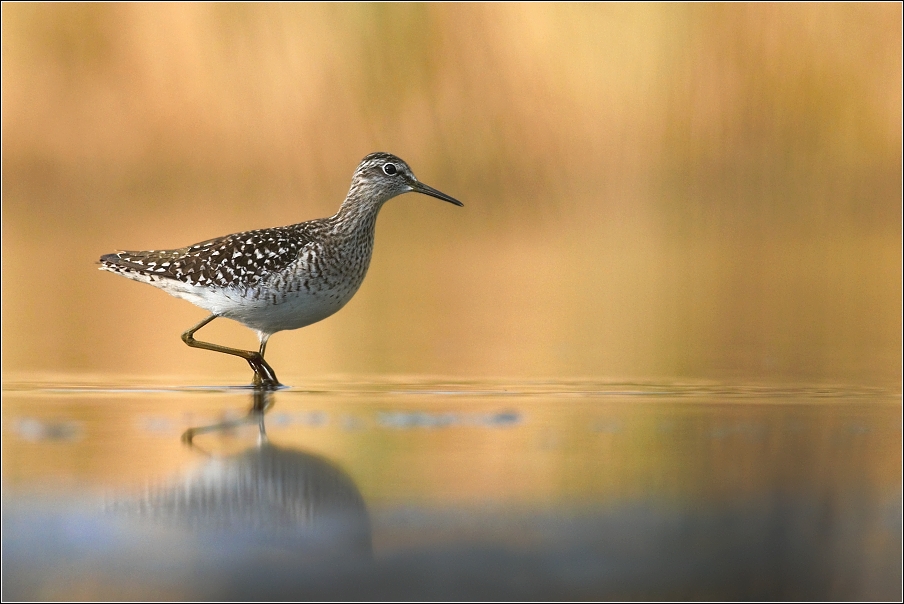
[181,314,280,389]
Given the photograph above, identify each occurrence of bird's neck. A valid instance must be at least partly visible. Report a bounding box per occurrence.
[330,191,385,238]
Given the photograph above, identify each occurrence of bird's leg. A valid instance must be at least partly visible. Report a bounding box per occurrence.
[250,334,277,388]
[181,314,281,389]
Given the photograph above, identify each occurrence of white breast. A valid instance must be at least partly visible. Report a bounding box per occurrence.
[158,248,371,336]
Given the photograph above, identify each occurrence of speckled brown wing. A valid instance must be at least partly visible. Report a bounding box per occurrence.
[99,222,324,289]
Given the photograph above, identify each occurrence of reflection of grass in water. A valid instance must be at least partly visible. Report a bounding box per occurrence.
[1,386,901,514]
[3,379,901,599]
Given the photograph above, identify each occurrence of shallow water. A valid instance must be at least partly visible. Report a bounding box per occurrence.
[2,379,901,600]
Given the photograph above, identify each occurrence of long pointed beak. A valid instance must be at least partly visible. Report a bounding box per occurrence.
[410,180,464,207]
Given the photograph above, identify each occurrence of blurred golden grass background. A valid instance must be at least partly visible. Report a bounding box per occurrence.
[2,3,901,385]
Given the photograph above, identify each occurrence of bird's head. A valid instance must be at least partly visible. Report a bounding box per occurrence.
[347,152,463,208]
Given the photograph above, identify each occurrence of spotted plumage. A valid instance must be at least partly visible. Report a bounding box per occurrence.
[99,152,463,387]
[101,224,316,289]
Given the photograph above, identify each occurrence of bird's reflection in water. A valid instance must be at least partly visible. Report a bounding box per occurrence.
[111,388,371,562]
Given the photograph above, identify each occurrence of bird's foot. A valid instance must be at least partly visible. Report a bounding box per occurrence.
[248,355,280,390]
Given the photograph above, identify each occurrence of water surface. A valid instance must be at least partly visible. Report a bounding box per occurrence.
[2,379,900,600]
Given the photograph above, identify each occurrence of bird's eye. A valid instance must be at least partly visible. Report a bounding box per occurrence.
[382,163,398,176]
